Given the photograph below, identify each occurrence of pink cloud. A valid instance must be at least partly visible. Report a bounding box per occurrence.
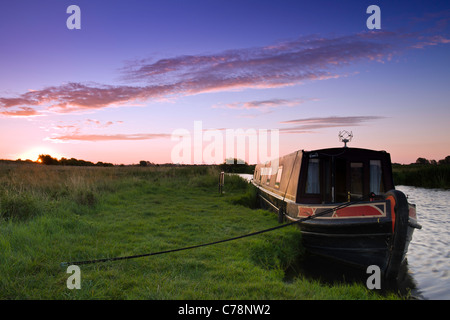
[43,115,382,142]
[85,119,120,128]
[213,98,317,111]
[47,133,172,142]
[0,82,172,115]
[279,116,386,133]
[0,27,448,115]
[0,107,41,117]
[411,35,450,48]
[0,33,397,113]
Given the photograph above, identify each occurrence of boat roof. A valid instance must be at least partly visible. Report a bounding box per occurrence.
[303,147,389,156]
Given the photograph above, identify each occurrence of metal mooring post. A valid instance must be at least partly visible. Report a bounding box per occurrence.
[219,171,225,194]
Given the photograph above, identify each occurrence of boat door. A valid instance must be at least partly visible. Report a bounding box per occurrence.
[334,159,364,202]
[334,157,387,203]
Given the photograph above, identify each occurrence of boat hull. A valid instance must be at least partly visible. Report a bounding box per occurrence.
[256,187,419,279]
[299,218,397,277]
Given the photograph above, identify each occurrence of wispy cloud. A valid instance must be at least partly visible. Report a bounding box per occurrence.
[212,98,317,111]
[0,107,41,117]
[279,116,385,133]
[47,133,172,142]
[44,115,382,142]
[46,119,126,141]
[121,32,395,90]
[0,82,167,115]
[0,32,402,114]
[85,119,123,128]
[411,35,450,49]
[1,21,448,116]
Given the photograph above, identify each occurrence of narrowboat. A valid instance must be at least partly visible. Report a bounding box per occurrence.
[252,139,421,279]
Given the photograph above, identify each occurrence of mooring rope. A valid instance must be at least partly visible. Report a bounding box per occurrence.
[60,197,369,267]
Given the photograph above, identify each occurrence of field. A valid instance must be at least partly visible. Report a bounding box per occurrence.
[0,163,398,299]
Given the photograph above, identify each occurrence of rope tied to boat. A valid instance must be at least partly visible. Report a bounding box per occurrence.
[60,196,371,267]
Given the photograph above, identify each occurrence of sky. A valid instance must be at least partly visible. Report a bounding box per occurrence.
[0,0,449,165]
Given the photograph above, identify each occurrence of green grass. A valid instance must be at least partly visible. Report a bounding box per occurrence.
[0,163,399,299]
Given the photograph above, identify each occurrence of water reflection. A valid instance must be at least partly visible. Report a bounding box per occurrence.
[397,186,449,300]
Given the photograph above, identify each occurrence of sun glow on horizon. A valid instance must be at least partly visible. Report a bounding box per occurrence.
[17,147,64,162]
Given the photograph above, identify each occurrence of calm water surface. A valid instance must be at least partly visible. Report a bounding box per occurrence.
[396,186,450,300]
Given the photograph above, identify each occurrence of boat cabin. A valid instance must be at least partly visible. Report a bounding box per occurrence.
[253,147,395,205]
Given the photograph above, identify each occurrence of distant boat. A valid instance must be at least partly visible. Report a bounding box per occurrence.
[252,134,421,279]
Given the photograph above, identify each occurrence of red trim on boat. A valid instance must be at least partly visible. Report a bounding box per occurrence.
[298,207,315,217]
[297,203,385,218]
[387,195,396,233]
[333,205,384,217]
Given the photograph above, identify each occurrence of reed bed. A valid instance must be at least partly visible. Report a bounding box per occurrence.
[393,164,450,189]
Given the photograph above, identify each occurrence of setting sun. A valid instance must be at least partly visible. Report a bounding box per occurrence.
[17,147,63,162]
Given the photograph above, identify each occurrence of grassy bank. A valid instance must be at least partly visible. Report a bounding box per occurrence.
[0,163,398,299]
[393,164,450,189]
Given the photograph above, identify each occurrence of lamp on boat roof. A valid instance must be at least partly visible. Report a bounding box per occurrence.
[338,130,353,148]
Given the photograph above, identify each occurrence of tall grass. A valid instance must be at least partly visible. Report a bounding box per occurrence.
[0,164,111,221]
[393,164,450,189]
[0,163,398,299]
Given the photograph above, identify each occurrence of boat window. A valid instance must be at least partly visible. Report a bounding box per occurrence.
[370,160,384,194]
[266,171,271,185]
[275,166,283,189]
[350,162,363,198]
[305,159,320,194]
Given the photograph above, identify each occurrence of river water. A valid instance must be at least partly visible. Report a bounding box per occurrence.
[396,186,450,300]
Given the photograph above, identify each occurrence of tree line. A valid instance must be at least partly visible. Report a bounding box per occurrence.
[414,156,450,165]
[36,155,255,173]
[38,154,114,167]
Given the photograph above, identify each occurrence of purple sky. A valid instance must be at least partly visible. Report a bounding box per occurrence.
[1,1,449,164]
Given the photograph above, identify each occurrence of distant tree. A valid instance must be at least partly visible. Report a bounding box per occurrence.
[139,160,148,167]
[59,157,95,166]
[38,154,59,165]
[438,156,450,165]
[96,161,114,167]
[415,157,430,165]
[38,154,114,166]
